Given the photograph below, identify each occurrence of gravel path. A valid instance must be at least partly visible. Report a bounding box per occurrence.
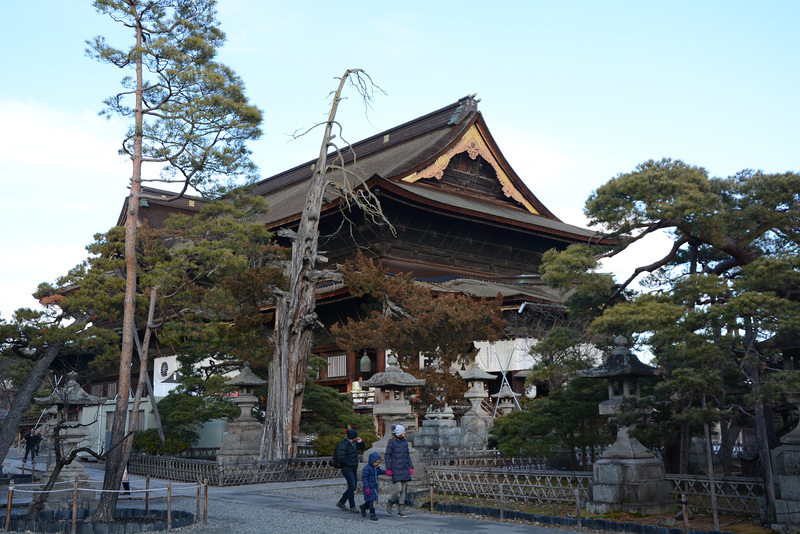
[2,451,576,534]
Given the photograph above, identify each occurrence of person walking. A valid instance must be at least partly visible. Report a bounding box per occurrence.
[384,424,413,517]
[335,428,365,513]
[359,452,386,521]
[22,430,39,463]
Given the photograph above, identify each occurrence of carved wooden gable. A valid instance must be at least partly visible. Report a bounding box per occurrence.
[400,124,539,214]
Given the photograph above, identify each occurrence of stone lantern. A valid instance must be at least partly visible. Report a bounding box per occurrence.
[34,372,101,512]
[576,336,674,515]
[359,353,425,438]
[490,383,521,416]
[461,366,494,417]
[218,363,266,464]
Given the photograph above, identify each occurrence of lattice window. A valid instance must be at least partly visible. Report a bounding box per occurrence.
[327,354,346,377]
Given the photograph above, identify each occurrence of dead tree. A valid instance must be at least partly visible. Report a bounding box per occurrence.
[261,69,387,459]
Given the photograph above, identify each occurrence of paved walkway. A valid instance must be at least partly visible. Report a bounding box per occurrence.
[2,450,580,534]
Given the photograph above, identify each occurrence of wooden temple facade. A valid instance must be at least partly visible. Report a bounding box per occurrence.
[124,95,608,398]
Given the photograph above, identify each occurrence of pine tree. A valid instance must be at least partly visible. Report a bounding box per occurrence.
[88,0,262,520]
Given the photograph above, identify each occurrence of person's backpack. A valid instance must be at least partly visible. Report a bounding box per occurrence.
[330,441,342,468]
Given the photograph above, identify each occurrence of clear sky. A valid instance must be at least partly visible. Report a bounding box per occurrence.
[1,1,798,320]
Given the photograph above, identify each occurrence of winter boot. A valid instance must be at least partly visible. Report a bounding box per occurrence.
[385,501,392,516]
[359,503,367,517]
[397,504,408,518]
[370,510,378,521]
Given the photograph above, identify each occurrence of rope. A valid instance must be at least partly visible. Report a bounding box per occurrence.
[9,482,207,494]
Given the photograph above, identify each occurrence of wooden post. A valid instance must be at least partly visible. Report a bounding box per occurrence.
[429,480,434,513]
[196,478,201,521]
[5,480,13,531]
[31,457,35,479]
[146,476,150,511]
[167,482,172,531]
[72,475,78,534]
[681,493,689,534]
[575,488,582,531]
[203,478,208,525]
[499,482,504,522]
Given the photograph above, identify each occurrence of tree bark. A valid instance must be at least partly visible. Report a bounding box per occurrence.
[261,71,356,460]
[0,343,63,474]
[92,3,144,521]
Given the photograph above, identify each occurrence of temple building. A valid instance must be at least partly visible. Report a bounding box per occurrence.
[118,95,609,410]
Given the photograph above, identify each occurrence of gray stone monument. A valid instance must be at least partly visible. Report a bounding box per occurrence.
[34,372,101,512]
[577,337,675,515]
[770,393,800,533]
[218,363,267,464]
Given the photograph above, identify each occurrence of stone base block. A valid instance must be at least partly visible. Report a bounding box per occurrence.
[587,457,676,516]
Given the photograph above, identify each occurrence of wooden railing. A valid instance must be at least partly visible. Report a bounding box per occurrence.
[667,474,764,517]
[429,465,592,503]
[129,454,338,486]
[427,465,765,518]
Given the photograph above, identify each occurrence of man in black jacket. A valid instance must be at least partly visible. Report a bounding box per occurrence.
[335,429,365,513]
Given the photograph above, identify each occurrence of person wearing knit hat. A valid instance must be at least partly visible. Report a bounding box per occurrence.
[384,424,413,517]
[335,427,364,513]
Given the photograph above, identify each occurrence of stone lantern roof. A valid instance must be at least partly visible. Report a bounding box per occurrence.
[460,366,495,381]
[227,363,267,388]
[576,336,656,379]
[490,383,521,399]
[359,354,425,388]
[34,372,100,406]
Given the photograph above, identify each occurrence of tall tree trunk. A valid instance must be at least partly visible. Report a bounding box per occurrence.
[261,71,357,460]
[679,412,690,474]
[0,343,63,474]
[92,5,144,521]
[132,292,165,443]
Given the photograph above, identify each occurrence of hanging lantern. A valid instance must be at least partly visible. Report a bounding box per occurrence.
[359,351,372,373]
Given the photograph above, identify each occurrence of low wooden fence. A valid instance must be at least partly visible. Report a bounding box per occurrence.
[128,454,337,486]
[129,451,765,517]
[429,466,592,504]
[427,465,764,518]
[667,474,764,517]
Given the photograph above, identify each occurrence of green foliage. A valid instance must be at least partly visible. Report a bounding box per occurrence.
[540,157,800,472]
[300,378,376,438]
[88,0,263,197]
[528,326,597,392]
[491,378,612,460]
[155,191,286,381]
[154,375,239,447]
[132,428,193,456]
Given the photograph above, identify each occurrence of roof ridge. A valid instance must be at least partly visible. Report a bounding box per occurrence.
[251,96,479,196]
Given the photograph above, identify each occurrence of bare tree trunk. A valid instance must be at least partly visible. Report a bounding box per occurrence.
[0,343,63,473]
[679,417,690,474]
[133,288,165,442]
[123,288,159,462]
[261,71,358,460]
[93,6,144,521]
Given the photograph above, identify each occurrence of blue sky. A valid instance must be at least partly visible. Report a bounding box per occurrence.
[1,1,798,320]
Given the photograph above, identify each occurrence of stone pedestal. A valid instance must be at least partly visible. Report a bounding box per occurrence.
[36,425,97,512]
[587,456,675,515]
[770,399,800,533]
[217,420,262,463]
